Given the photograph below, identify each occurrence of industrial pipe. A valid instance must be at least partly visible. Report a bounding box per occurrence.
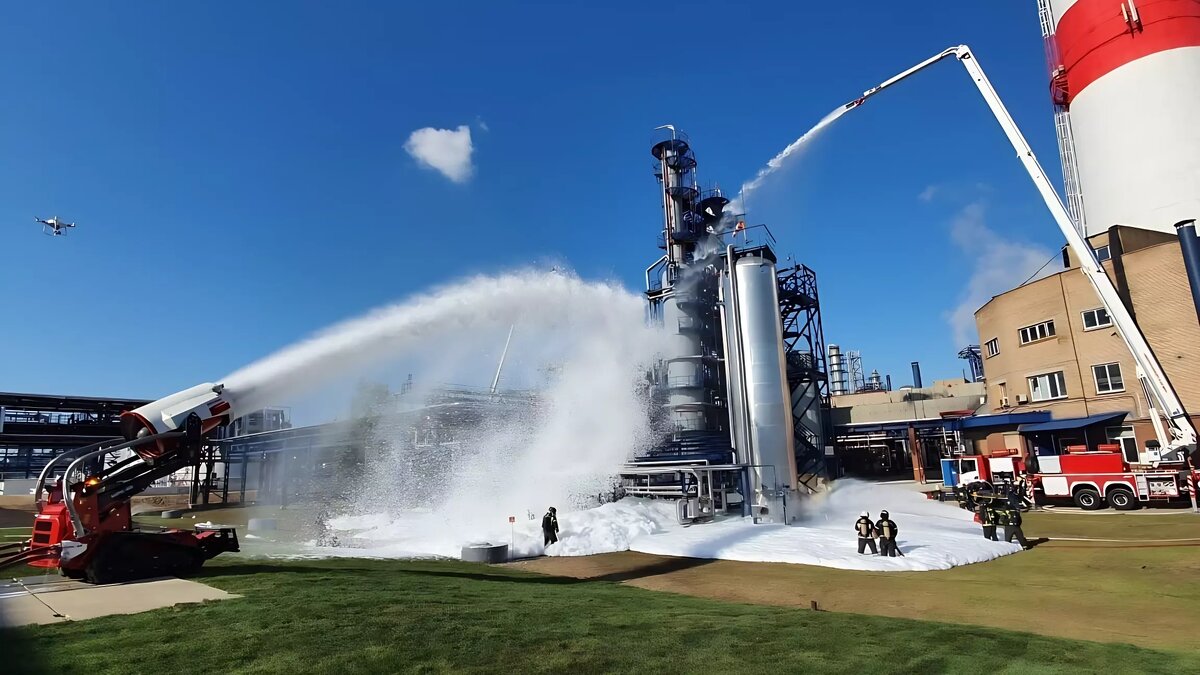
[1174,219,1200,326]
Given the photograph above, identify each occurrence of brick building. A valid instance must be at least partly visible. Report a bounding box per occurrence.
[974,226,1200,460]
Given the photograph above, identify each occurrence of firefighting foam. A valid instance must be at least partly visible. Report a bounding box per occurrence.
[306,480,1019,571]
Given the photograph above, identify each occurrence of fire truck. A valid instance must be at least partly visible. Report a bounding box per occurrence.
[944,450,1197,511]
[1031,450,1195,510]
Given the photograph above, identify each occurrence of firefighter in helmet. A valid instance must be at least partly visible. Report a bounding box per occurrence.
[854,511,878,555]
[997,504,1030,549]
[875,510,899,557]
[542,506,560,547]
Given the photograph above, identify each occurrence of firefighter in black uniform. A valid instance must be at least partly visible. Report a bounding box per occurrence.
[854,511,878,554]
[997,505,1030,549]
[542,507,560,547]
[876,510,899,557]
[978,501,998,541]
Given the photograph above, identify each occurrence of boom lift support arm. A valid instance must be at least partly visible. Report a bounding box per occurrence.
[846,45,1198,469]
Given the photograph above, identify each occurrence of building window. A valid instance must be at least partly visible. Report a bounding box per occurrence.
[1106,426,1139,464]
[1081,307,1112,331]
[1019,320,1056,345]
[1028,371,1067,402]
[1094,245,1111,262]
[985,338,999,358]
[996,381,1008,408]
[1093,362,1125,394]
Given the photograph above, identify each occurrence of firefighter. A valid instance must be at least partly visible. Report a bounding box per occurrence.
[854,511,878,554]
[1000,505,1030,549]
[975,501,997,541]
[875,510,899,557]
[542,506,560,547]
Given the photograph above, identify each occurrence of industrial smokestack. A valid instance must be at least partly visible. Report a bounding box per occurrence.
[828,344,847,396]
[911,361,923,389]
[1174,219,1200,326]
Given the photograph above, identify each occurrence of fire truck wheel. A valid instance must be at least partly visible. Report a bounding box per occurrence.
[1106,487,1138,511]
[1073,487,1104,510]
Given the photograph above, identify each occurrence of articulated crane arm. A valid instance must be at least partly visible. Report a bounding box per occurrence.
[847,45,1198,469]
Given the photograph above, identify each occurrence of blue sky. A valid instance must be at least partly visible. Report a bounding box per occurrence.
[1,1,1063,407]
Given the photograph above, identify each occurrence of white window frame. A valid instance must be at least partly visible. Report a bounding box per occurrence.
[985,338,999,358]
[1106,426,1138,464]
[1081,307,1112,331]
[1028,371,1068,402]
[1019,320,1056,345]
[1092,362,1125,394]
[1094,245,1111,262]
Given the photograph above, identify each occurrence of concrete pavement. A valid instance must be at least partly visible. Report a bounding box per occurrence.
[0,574,238,627]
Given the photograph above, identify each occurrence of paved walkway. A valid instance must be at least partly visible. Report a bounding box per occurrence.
[0,575,237,627]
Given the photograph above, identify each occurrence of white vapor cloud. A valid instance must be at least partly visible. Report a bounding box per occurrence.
[945,201,1061,346]
[918,185,939,202]
[404,125,474,183]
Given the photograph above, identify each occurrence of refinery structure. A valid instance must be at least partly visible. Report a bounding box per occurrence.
[619,133,830,524]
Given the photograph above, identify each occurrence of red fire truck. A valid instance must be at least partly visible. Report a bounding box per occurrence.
[1030,451,1197,510]
[944,450,1198,510]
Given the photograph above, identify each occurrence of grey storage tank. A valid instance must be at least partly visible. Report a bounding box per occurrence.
[727,253,798,521]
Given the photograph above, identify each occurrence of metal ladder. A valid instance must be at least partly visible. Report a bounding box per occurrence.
[1037,0,1088,235]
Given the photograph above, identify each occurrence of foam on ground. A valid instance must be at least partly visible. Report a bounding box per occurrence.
[298,480,1019,571]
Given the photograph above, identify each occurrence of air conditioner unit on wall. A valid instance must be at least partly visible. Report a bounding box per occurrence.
[1016,394,1029,405]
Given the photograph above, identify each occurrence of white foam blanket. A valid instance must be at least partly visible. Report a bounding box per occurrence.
[309,480,1019,572]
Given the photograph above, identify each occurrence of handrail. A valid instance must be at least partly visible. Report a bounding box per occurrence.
[61,431,183,536]
[34,437,122,509]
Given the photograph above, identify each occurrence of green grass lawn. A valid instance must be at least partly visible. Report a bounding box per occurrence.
[3,556,1199,675]
[0,527,32,540]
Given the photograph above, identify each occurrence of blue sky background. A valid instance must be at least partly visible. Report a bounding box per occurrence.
[1,2,1063,412]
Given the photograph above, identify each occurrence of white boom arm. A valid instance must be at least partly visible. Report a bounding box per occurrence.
[850,45,1197,463]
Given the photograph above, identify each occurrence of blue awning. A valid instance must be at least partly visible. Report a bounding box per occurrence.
[957,411,1051,429]
[1017,411,1127,433]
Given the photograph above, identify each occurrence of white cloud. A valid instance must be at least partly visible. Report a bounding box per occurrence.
[404,125,474,183]
[945,201,1061,346]
[918,185,939,202]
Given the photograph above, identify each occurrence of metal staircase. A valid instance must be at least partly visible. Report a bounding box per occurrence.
[777,263,830,494]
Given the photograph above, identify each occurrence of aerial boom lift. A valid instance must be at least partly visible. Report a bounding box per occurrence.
[843,45,1197,506]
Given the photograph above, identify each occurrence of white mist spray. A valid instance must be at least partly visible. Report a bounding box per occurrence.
[223,270,662,412]
[221,269,669,558]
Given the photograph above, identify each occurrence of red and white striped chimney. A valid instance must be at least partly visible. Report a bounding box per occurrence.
[1043,0,1200,237]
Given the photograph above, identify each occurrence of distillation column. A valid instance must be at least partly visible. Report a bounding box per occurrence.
[653,138,713,435]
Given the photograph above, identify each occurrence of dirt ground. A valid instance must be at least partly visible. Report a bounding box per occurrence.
[0,507,34,529]
[510,511,1200,652]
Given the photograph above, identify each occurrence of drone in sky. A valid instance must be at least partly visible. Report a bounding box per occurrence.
[35,216,76,236]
